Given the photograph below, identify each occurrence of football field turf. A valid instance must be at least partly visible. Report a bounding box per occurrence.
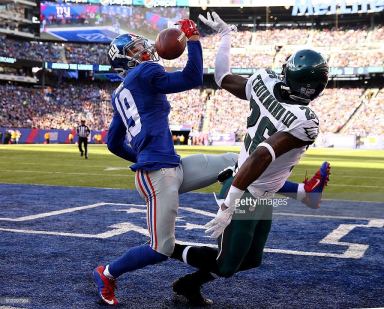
[0,144,383,202]
[0,145,383,308]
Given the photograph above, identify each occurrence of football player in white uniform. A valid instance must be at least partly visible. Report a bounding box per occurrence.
[171,12,330,305]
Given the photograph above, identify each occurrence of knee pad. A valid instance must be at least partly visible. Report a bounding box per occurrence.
[224,152,239,164]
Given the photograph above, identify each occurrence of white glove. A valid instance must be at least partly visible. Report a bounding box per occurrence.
[204,203,234,239]
[198,12,237,37]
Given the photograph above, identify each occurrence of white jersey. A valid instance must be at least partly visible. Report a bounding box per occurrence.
[238,69,320,197]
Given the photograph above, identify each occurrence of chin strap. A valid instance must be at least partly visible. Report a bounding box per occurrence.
[289,94,311,105]
[280,85,311,105]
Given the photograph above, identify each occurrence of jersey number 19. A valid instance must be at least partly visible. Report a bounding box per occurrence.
[115,88,142,142]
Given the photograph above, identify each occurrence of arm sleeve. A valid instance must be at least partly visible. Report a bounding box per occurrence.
[141,41,203,94]
[214,33,231,87]
[107,113,137,163]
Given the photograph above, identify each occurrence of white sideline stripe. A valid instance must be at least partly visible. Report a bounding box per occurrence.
[273,212,381,221]
[329,184,382,188]
[0,182,129,191]
[0,227,99,238]
[322,198,384,204]
[0,169,135,177]
[5,170,379,186]
[0,222,149,239]
[0,162,132,170]
[1,203,383,222]
[0,203,144,222]
[1,203,383,260]
[327,175,384,179]
[47,25,113,31]
[182,207,382,221]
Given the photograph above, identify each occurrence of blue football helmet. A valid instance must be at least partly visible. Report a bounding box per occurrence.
[108,33,158,72]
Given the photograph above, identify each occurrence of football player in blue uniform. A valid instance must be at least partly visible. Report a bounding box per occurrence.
[92,18,330,306]
[93,20,241,306]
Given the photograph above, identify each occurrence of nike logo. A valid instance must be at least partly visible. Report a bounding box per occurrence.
[309,179,321,190]
[101,295,115,305]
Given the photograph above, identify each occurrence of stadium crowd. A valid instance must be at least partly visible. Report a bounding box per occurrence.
[1,25,383,67]
[345,88,384,137]
[0,83,114,131]
[1,24,383,141]
[1,82,383,139]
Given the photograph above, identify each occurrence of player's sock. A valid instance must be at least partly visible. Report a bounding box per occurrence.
[108,244,167,278]
[103,264,114,280]
[277,180,299,199]
[217,176,234,199]
[296,183,306,201]
[172,244,219,274]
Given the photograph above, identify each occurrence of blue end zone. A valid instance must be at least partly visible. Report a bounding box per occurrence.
[0,184,383,308]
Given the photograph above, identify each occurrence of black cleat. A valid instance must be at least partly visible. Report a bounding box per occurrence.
[217,163,238,183]
[173,276,213,306]
[80,152,84,157]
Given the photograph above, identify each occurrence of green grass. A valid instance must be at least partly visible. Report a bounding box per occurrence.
[0,144,383,202]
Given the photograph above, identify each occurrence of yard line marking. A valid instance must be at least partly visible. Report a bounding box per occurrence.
[182,207,215,218]
[104,167,131,171]
[319,219,384,259]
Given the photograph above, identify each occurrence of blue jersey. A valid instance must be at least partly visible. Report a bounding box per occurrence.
[108,40,203,171]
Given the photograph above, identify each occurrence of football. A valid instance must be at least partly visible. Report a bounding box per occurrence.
[155,28,187,60]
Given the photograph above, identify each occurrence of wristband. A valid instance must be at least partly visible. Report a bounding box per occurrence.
[224,185,245,209]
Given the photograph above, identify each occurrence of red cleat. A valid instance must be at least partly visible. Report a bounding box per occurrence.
[93,265,118,306]
[303,162,331,209]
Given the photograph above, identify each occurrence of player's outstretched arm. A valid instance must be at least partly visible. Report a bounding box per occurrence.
[199,12,248,100]
[146,20,203,94]
[205,132,310,238]
[232,132,310,190]
[107,113,137,163]
[220,75,248,100]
